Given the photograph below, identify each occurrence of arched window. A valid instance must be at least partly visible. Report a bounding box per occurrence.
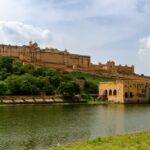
[113,90,117,95]
[104,90,108,95]
[130,92,133,98]
[125,92,128,98]
[109,90,112,95]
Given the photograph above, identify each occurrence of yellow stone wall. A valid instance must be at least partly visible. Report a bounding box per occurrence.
[0,43,90,70]
[123,80,150,103]
[116,65,134,74]
[99,80,124,103]
[99,80,150,103]
[0,43,135,74]
[90,62,134,75]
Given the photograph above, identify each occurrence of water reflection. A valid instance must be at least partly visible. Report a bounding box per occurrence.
[0,104,150,150]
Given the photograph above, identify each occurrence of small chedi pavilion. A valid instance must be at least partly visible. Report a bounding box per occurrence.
[99,80,150,103]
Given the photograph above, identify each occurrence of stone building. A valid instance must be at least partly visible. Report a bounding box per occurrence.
[99,80,150,103]
[0,42,90,70]
[0,42,135,74]
[90,61,134,75]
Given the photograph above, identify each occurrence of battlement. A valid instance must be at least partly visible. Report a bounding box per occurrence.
[0,42,135,75]
[0,42,91,70]
[89,60,134,75]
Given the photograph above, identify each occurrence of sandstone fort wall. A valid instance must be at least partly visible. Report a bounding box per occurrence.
[0,42,134,74]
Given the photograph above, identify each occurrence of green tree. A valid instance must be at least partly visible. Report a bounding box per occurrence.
[20,80,39,95]
[33,67,47,76]
[5,74,39,95]
[21,64,35,74]
[19,74,39,95]
[0,56,13,72]
[37,77,54,95]
[49,75,61,88]
[84,82,98,94]
[0,81,9,95]
[0,68,11,80]
[12,60,23,75]
[58,82,80,99]
[43,82,54,95]
[5,75,21,95]
[44,68,58,77]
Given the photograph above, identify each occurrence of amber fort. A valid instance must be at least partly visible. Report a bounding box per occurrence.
[1,41,150,103]
[0,41,135,75]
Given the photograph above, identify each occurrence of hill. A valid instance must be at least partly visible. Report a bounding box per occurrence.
[0,56,114,98]
[0,55,149,99]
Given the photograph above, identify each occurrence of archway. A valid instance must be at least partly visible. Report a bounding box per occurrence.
[109,90,112,95]
[125,92,128,98]
[104,90,108,95]
[113,90,117,95]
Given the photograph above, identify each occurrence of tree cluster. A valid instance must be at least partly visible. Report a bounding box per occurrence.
[0,56,80,98]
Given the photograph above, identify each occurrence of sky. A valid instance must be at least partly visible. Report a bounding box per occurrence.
[0,0,150,75]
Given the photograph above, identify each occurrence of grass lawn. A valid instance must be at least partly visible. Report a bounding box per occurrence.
[51,131,150,150]
[65,71,114,85]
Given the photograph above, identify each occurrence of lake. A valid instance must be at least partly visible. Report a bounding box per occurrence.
[0,104,150,150]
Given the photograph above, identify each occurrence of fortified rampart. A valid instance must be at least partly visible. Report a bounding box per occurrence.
[0,42,135,75]
[90,61,134,75]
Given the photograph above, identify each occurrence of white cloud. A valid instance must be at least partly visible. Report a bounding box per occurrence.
[0,0,150,74]
[0,0,140,23]
[0,21,60,47]
[138,36,150,66]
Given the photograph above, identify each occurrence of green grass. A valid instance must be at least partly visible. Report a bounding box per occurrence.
[65,71,114,85]
[51,131,150,150]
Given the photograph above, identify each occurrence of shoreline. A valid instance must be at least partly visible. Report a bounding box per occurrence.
[0,99,150,106]
[51,131,150,150]
[0,95,108,105]
[0,100,109,106]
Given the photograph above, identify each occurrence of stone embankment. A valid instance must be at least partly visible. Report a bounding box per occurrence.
[0,96,63,104]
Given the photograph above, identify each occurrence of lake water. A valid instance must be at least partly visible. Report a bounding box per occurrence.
[0,104,150,150]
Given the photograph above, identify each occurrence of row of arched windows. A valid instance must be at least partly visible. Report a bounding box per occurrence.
[125,92,133,98]
[104,89,117,96]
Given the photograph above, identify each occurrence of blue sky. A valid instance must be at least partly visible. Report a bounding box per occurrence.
[0,0,150,75]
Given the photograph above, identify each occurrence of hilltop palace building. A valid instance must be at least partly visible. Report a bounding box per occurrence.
[1,42,150,103]
[0,42,134,75]
[99,80,150,103]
